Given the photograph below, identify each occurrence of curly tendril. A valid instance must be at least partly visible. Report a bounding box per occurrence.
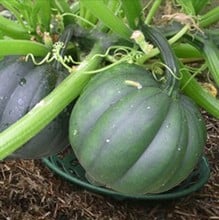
[26,41,81,73]
[151,62,182,82]
[26,43,145,75]
[81,45,145,74]
[93,45,144,64]
[62,13,96,28]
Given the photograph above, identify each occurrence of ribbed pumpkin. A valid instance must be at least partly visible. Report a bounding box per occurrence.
[69,25,206,195]
[0,56,71,159]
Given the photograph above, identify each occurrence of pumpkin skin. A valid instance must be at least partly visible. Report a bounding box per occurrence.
[0,56,70,159]
[69,63,206,195]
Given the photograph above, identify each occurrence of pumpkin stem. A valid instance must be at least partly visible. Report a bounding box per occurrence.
[139,24,180,95]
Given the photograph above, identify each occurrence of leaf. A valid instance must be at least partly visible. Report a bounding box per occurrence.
[121,0,142,29]
[0,15,30,39]
[175,0,196,15]
[176,0,211,15]
[80,0,132,40]
[34,0,52,31]
[192,0,210,14]
[202,40,219,87]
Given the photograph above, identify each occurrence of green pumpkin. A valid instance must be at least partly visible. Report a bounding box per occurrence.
[69,25,206,195]
[0,56,70,159]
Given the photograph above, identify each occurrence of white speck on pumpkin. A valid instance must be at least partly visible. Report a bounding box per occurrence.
[124,80,142,89]
[106,139,110,143]
[73,129,78,136]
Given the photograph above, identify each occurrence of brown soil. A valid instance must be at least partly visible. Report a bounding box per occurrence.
[0,113,218,220]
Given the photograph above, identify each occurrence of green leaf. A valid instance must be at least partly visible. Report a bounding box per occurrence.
[0,15,30,39]
[176,0,210,15]
[202,40,219,87]
[192,0,210,14]
[35,1,52,32]
[0,0,28,28]
[80,0,132,40]
[175,0,196,15]
[121,0,142,29]
[51,0,72,14]
[0,0,55,38]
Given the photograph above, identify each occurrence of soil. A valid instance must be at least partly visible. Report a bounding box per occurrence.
[0,113,218,220]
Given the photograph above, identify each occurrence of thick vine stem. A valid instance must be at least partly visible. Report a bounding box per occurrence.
[0,43,103,160]
[183,33,219,87]
[144,0,163,25]
[139,24,180,95]
[0,40,49,57]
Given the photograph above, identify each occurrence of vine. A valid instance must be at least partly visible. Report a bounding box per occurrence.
[151,61,183,83]
[25,41,81,73]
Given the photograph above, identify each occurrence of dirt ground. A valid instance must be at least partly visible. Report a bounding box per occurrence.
[0,113,218,220]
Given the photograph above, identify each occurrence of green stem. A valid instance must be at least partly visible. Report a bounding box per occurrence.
[180,63,219,119]
[0,43,103,159]
[199,7,219,28]
[144,0,163,25]
[173,43,202,59]
[184,34,219,87]
[0,40,49,57]
[137,24,189,64]
[140,24,180,96]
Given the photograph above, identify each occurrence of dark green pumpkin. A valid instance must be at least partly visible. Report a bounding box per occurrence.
[0,56,70,159]
[69,26,207,195]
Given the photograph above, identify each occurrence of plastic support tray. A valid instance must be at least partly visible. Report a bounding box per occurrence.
[42,148,210,200]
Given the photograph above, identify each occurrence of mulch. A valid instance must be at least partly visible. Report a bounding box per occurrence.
[0,113,218,220]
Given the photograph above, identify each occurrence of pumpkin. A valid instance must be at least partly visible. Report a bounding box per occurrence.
[69,25,206,195]
[0,56,70,159]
